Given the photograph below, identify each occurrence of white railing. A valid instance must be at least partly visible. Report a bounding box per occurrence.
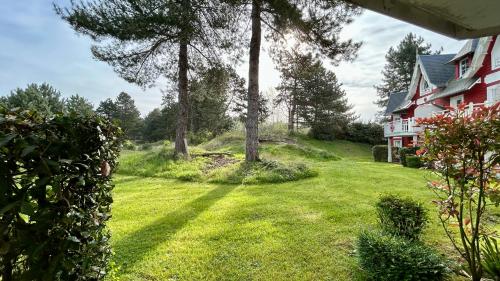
[384,117,422,137]
[434,102,487,116]
[384,102,497,138]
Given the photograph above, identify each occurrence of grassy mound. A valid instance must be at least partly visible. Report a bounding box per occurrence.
[208,159,318,184]
[116,128,335,183]
[118,147,209,181]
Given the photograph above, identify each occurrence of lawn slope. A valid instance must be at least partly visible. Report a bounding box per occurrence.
[110,135,469,281]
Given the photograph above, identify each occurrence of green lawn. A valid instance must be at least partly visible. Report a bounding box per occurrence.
[109,138,466,280]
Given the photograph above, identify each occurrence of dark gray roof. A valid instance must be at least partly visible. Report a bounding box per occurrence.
[385,91,407,115]
[449,39,480,62]
[419,54,456,87]
[431,77,479,100]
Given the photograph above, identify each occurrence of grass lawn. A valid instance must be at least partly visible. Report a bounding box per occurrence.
[109,136,473,280]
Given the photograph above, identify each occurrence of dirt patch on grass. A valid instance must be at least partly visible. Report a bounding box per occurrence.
[203,155,240,172]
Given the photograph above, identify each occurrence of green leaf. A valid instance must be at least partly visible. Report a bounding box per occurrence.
[0,201,20,215]
[68,236,81,243]
[21,145,36,157]
[21,201,36,216]
[0,133,15,147]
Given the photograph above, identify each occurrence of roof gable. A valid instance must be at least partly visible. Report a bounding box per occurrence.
[449,39,480,62]
[385,91,407,115]
[419,54,456,86]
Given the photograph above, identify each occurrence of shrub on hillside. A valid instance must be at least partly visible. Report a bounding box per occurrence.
[406,155,422,168]
[345,122,385,145]
[188,130,213,145]
[372,145,388,162]
[259,122,289,140]
[0,108,121,280]
[399,146,420,166]
[123,140,137,150]
[376,195,428,240]
[357,230,449,281]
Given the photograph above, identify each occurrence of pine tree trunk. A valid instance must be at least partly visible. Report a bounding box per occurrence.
[175,40,189,158]
[245,0,261,162]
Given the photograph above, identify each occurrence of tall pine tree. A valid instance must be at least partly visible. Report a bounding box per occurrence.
[237,0,361,161]
[374,33,440,115]
[56,0,243,157]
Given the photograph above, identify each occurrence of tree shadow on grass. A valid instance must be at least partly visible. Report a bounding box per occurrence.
[112,183,238,272]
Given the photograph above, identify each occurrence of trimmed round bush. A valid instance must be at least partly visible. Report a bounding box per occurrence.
[372,145,388,162]
[376,194,428,240]
[406,155,423,168]
[357,230,449,281]
[399,146,420,166]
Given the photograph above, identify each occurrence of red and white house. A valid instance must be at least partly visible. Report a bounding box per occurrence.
[384,35,500,162]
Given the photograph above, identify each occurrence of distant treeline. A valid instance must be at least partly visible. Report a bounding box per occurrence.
[1,81,384,146]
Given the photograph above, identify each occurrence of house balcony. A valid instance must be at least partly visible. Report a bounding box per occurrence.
[384,118,422,137]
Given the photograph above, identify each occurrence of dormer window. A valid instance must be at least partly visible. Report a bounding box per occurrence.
[422,79,429,91]
[420,77,430,93]
[459,58,469,77]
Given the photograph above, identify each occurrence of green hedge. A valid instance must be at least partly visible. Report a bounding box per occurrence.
[0,109,122,280]
[376,195,428,240]
[399,146,420,166]
[372,145,388,162]
[406,155,423,168]
[357,231,449,281]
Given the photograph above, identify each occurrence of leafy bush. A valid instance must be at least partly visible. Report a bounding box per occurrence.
[345,122,385,145]
[372,145,388,162]
[406,155,422,168]
[188,129,213,145]
[0,109,121,280]
[123,140,137,150]
[482,236,500,280]
[399,146,420,166]
[259,122,289,140]
[418,103,500,281]
[140,142,153,150]
[376,195,428,240]
[357,230,449,281]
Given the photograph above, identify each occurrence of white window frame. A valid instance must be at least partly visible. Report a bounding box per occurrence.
[459,58,469,77]
[487,85,500,105]
[491,38,500,70]
[450,94,464,108]
[393,139,402,148]
[420,77,431,94]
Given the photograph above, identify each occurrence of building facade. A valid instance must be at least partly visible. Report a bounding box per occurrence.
[384,36,500,162]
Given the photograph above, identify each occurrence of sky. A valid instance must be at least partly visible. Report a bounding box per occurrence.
[0,1,466,121]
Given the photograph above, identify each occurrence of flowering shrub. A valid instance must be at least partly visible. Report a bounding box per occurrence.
[417,102,500,281]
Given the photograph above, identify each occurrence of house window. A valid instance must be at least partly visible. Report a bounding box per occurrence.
[492,38,500,70]
[420,78,430,93]
[423,80,429,90]
[487,86,500,105]
[459,58,469,77]
[450,94,464,108]
[393,140,402,148]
